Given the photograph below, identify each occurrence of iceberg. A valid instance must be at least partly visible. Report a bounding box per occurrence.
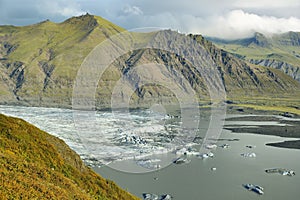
[219,144,230,149]
[173,157,191,164]
[198,152,214,159]
[136,159,161,169]
[142,193,159,200]
[205,144,217,149]
[243,184,264,195]
[211,167,217,171]
[265,168,296,176]
[142,193,172,200]
[175,147,199,156]
[161,194,172,200]
[241,152,256,158]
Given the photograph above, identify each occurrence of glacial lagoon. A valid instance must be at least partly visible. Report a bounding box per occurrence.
[0,105,300,200]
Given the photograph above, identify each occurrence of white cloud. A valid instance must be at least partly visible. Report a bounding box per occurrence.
[234,0,300,8]
[1,0,300,39]
[195,10,300,39]
[36,0,85,18]
[113,8,300,39]
[122,5,143,16]
[57,7,84,17]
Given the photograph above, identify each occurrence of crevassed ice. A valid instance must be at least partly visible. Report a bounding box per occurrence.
[0,105,191,167]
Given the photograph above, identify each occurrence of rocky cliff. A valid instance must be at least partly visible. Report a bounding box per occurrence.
[208,32,300,82]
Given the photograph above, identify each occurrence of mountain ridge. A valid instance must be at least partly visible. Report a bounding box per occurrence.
[0,14,299,110]
[207,31,300,82]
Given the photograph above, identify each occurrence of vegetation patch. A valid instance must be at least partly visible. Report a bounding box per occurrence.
[0,114,139,200]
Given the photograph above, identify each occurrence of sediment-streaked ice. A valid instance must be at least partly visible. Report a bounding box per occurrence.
[0,105,197,167]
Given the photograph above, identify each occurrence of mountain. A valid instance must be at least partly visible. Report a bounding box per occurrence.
[0,14,124,107]
[0,113,139,199]
[188,34,299,96]
[207,32,300,82]
[0,14,299,111]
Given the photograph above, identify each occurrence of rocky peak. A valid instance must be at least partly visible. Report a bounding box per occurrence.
[252,32,271,47]
[62,13,99,31]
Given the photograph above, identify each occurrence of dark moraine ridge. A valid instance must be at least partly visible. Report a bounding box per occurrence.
[225,116,300,149]
[266,140,300,149]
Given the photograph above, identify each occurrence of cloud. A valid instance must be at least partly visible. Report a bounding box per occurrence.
[122,5,143,16]
[0,0,86,25]
[1,0,300,39]
[234,0,300,8]
[113,9,300,39]
[36,0,85,18]
[105,1,300,39]
[194,10,300,39]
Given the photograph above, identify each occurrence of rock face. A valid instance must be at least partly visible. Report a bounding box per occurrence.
[188,34,299,96]
[0,114,139,199]
[249,59,300,81]
[0,15,299,109]
[250,32,271,47]
[207,32,300,82]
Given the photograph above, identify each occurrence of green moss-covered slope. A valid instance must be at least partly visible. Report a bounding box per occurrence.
[0,14,124,107]
[0,114,139,200]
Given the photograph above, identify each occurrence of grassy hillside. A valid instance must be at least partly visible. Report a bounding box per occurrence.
[0,114,139,200]
[0,14,124,107]
[207,32,300,82]
[0,15,299,113]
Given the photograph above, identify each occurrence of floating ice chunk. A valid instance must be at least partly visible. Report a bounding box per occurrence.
[142,193,159,200]
[175,148,187,155]
[220,144,230,148]
[173,157,191,164]
[205,144,217,149]
[136,159,161,169]
[241,153,256,158]
[161,194,172,200]
[175,147,199,156]
[184,150,200,156]
[142,193,173,200]
[243,184,264,195]
[198,152,214,159]
[265,168,296,176]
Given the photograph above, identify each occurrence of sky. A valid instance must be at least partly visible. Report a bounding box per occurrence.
[0,0,300,39]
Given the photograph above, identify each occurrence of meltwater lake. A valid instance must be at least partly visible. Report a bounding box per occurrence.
[1,105,300,200]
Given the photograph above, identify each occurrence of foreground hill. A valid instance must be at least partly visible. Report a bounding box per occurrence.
[207,32,300,82]
[0,114,139,200]
[0,14,299,110]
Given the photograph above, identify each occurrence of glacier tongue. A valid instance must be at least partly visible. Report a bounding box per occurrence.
[0,105,195,168]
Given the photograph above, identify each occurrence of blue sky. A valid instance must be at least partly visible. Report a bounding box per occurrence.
[1,0,300,39]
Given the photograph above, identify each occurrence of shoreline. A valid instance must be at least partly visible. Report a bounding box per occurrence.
[266,140,300,149]
[1,101,299,116]
[225,115,300,149]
